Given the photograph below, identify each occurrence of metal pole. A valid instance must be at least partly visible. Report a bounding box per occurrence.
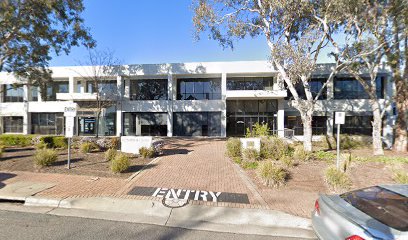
[67,137,71,169]
[336,124,340,170]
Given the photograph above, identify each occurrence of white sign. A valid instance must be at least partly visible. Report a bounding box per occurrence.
[64,103,78,117]
[335,112,345,125]
[240,138,261,152]
[65,117,75,138]
[121,136,152,154]
[153,188,221,202]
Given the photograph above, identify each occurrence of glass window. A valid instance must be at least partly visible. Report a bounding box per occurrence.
[31,113,64,135]
[173,112,221,136]
[3,84,24,102]
[285,79,327,100]
[123,112,167,136]
[334,77,384,100]
[98,80,118,100]
[227,77,274,91]
[284,116,327,135]
[30,86,38,101]
[76,81,82,93]
[3,116,23,133]
[177,78,221,100]
[45,81,69,101]
[129,79,168,100]
[333,115,373,135]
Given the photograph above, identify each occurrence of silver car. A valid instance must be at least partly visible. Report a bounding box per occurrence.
[312,185,408,240]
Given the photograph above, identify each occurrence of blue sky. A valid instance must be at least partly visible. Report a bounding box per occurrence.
[49,1,270,66]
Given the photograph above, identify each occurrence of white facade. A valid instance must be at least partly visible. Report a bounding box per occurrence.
[0,61,393,144]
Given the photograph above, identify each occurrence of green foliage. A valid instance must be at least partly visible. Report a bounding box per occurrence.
[0,144,4,157]
[281,155,294,168]
[104,148,117,162]
[245,122,270,137]
[242,148,260,162]
[226,138,241,158]
[257,161,288,188]
[39,136,67,149]
[392,169,408,184]
[325,166,352,192]
[293,146,313,162]
[34,149,58,167]
[111,153,130,173]
[232,157,242,164]
[351,155,408,164]
[260,137,291,160]
[0,134,33,146]
[241,161,259,169]
[339,135,366,150]
[35,142,48,150]
[80,142,98,153]
[314,151,336,162]
[139,147,155,159]
[0,0,94,91]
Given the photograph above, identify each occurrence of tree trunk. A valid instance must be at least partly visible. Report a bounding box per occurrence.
[393,75,408,152]
[96,111,100,138]
[372,103,384,155]
[301,112,313,152]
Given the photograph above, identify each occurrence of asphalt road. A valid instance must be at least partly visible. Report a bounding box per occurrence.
[0,209,300,240]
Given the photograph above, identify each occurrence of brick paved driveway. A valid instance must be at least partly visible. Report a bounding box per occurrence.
[122,138,261,206]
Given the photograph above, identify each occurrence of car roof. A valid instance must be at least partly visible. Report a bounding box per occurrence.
[380,184,408,197]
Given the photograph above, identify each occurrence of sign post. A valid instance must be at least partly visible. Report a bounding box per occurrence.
[335,112,345,170]
[64,103,77,169]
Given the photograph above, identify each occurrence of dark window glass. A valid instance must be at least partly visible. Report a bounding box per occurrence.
[31,86,38,101]
[173,112,221,136]
[177,78,221,100]
[130,79,168,100]
[31,113,64,135]
[334,77,384,100]
[76,81,82,93]
[340,186,408,231]
[98,81,118,100]
[284,116,327,135]
[45,81,69,101]
[123,112,167,136]
[285,79,327,100]
[227,77,274,91]
[3,84,24,102]
[333,115,373,135]
[3,116,23,133]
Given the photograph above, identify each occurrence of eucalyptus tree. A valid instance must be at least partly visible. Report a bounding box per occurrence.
[193,0,374,151]
[0,0,95,98]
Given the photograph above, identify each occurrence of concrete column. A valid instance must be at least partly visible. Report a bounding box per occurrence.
[221,73,227,137]
[69,76,75,94]
[167,74,173,137]
[277,99,285,138]
[23,103,30,134]
[326,112,334,136]
[116,76,123,136]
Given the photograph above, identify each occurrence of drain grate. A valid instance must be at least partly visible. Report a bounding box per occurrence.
[162,198,189,208]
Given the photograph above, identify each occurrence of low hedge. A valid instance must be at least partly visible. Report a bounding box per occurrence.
[39,136,68,149]
[0,134,33,146]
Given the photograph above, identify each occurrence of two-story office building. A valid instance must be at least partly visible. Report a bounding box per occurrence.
[0,61,394,145]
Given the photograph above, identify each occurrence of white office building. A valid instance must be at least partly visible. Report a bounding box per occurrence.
[0,61,394,145]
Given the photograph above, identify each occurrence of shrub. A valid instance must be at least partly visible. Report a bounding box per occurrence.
[260,136,290,160]
[293,146,313,162]
[80,142,98,153]
[241,161,258,169]
[314,151,336,162]
[139,147,155,158]
[281,155,294,168]
[35,142,48,150]
[111,153,130,173]
[232,156,242,164]
[226,138,241,158]
[257,161,288,188]
[110,137,120,150]
[105,148,117,162]
[0,144,4,157]
[246,122,270,137]
[325,166,352,192]
[0,134,33,146]
[242,148,260,162]
[392,169,408,184]
[34,149,58,167]
[338,135,367,150]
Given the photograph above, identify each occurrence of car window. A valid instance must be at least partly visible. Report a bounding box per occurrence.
[340,186,408,231]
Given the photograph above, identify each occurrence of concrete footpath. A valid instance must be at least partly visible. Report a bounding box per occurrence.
[0,195,316,239]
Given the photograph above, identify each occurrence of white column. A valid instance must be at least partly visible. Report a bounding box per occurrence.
[327,78,334,100]
[277,99,285,138]
[167,74,173,137]
[221,73,227,137]
[69,76,75,94]
[23,85,30,134]
[116,76,123,136]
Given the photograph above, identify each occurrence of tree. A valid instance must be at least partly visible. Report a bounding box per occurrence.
[192,0,372,151]
[0,0,95,98]
[75,49,121,137]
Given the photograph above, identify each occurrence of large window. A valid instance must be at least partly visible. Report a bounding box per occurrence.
[173,112,221,136]
[31,113,64,135]
[46,81,69,101]
[285,79,327,100]
[30,86,38,101]
[227,77,274,91]
[3,84,24,102]
[284,116,327,135]
[334,115,373,135]
[130,79,167,100]
[123,112,167,136]
[334,77,384,99]
[3,116,23,133]
[177,78,221,100]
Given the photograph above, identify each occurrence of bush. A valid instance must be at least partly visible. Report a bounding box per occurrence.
[39,136,68,149]
[226,138,241,158]
[0,144,4,157]
[293,146,313,162]
[281,155,294,168]
[105,148,117,162]
[241,161,259,169]
[0,134,33,146]
[111,153,130,173]
[325,166,352,192]
[339,135,367,150]
[80,142,98,153]
[110,137,120,150]
[242,148,260,162]
[232,156,242,164]
[35,142,48,150]
[260,136,290,160]
[257,161,288,188]
[139,147,155,158]
[392,169,408,184]
[34,149,58,167]
[246,122,270,137]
